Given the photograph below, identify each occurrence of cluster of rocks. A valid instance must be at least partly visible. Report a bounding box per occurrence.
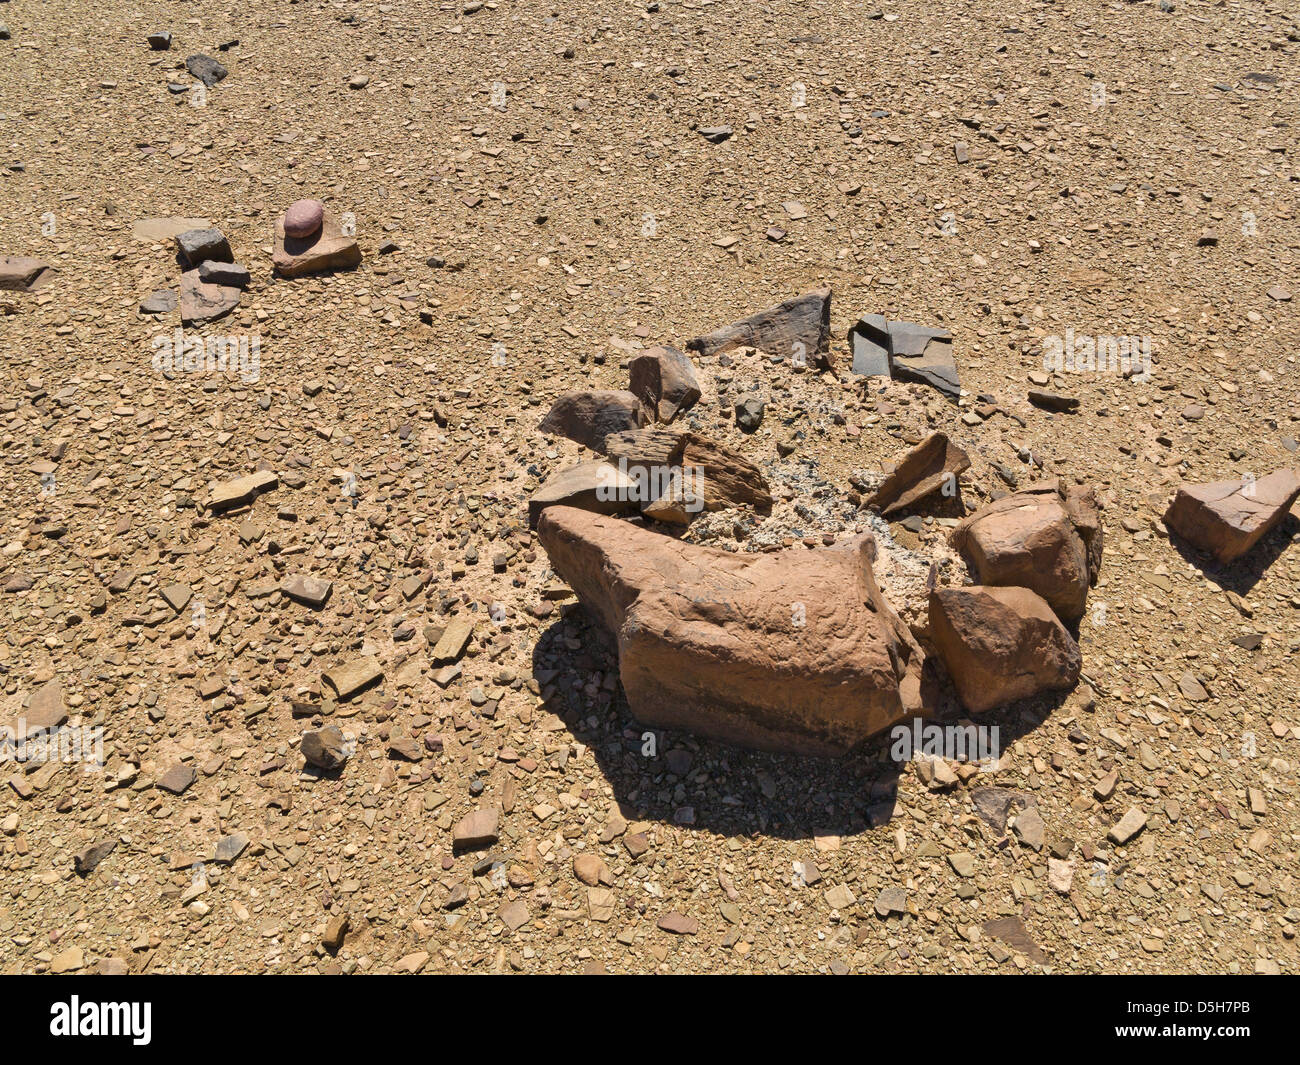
[136,222,247,326]
[527,290,1109,753]
[273,199,362,278]
[531,344,771,527]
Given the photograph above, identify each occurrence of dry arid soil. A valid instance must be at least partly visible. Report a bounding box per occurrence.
[1,0,1298,974]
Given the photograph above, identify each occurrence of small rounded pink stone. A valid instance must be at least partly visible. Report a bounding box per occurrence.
[283,199,324,239]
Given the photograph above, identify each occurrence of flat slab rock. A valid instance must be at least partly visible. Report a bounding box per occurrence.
[928,585,1081,714]
[537,506,926,756]
[179,269,241,326]
[538,390,648,451]
[529,460,641,528]
[273,212,362,277]
[687,288,833,370]
[0,255,54,292]
[1164,468,1300,564]
[848,314,960,399]
[868,432,970,516]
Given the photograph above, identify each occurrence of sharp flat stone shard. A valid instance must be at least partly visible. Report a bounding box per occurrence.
[207,470,279,512]
[537,506,925,755]
[686,288,833,369]
[867,432,970,516]
[848,314,960,399]
[322,657,383,701]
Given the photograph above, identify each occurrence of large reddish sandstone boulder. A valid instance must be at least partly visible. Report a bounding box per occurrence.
[928,586,1081,713]
[538,390,649,451]
[1163,469,1300,564]
[950,479,1102,623]
[537,506,926,755]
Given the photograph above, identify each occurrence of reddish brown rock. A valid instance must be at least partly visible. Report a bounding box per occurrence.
[950,479,1101,623]
[628,345,702,423]
[686,288,833,370]
[538,390,649,451]
[603,427,772,513]
[928,585,1081,713]
[537,506,926,755]
[0,255,53,292]
[868,432,970,516]
[273,211,362,277]
[1163,469,1300,564]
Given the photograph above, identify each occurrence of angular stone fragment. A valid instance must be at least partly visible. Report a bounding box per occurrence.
[147,31,172,50]
[17,680,68,740]
[322,657,383,701]
[849,314,960,398]
[197,260,251,288]
[867,432,970,516]
[537,506,926,755]
[1163,468,1300,564]
[982,917,1049,965]
[157,764,196,795]
[213,832,248,863]
[74,839,118,876]
[538,390,649,451]
[430,619,474,664]
[272,211,361,277]
[301,725,349,770]
[207,470,278,512]
[1108,806,1148,845]
[179,269,240,325]
[452,808,500,851]
[927,585,1081,713]
[1028,388,1079,412]
[185,54,228,87]
[139,289,177,315]
[950,479,1101,623]
[686,288,833,370]
[280,574,332,608]
[0,255,53,292]
[628,345,701,423]
[528,460,640,528]
[175,228,233,268]
[847,313,891,378]
[160,583,192,612]
[887,320,959,399]
[603,427,772,513]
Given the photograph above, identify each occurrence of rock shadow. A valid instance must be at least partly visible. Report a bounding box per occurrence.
[530,608,1063,842]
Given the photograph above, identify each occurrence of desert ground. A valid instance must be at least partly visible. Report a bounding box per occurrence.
[0,0,1297,974]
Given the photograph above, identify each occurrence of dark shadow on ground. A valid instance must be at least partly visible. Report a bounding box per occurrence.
[531,607,1066,842]
[1168,514,1297,595]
